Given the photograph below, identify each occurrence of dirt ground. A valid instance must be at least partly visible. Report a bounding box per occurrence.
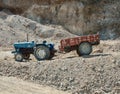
[0,40,120,94]
[0,76,70,94]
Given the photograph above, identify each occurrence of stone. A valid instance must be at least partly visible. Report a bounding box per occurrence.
[0,0,120,39]
[27,22,36,31]
[116,61,120,67]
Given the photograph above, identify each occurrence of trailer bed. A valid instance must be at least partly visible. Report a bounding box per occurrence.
[59,33,100,52]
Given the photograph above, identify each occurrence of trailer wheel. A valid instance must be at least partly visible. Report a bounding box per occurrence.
[23,54,30,60]
[77,42,92,56]
[34,45,50,61]
[15,53,23,62]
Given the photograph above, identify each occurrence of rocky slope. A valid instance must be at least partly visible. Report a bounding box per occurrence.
[0,13,75,47]
[0,1,119,94]
[0,0,120,39]
[0,40,120,94]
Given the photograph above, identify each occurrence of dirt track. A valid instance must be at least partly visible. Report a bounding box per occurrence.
[0,76,70,94]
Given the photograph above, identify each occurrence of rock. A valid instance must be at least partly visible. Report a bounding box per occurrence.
[116,61,120,67]
[60,66,68,71]
[0,51,120,94]
[102,87,112,93]
[112,59,116,64]
[93,90,103,94]
[68,77,75,83]
[93,49,103,53]
[27,22,36,31]
[0,11,8,19]
[115,81,120,86]
[0,14,74,46]
[82,59,85,63]
[0,0,120,39]
[113,88,120,94]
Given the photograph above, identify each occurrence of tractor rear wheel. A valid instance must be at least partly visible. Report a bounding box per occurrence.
[34,45,50,61]
[23,54,30,60]
[15,53,23,62]
[77,42,92,56]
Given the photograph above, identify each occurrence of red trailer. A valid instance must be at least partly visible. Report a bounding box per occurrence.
[59,33,100,56]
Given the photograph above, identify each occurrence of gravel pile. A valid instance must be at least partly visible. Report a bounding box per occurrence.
[0,41,120,94]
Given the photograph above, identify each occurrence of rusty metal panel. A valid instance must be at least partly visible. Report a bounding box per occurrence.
[59,33,100,52]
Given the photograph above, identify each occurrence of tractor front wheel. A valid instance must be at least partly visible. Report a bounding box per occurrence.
[15,53,23,62]
[34,45,50,61]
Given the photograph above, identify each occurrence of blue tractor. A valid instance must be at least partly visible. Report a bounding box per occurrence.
[12,41,56,62]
